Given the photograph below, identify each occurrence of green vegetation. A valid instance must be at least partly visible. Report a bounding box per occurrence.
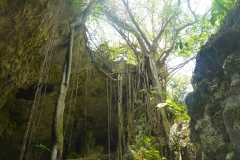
[165,99,190,122]
[210,0,237,26]
[125,114,162,160]
[168,75,191,106]
[35,144,52,153]
[98,41,137,63]
[60,0,237,159]
[156,99,190,123]
[131,135,162,160]
[22,0,238,159]
[69,0,85,14]
[2,0,238,159]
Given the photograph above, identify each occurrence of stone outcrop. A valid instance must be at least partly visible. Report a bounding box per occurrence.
[0,0,63,108]
[186,2,240,160]
[0,0,121,159]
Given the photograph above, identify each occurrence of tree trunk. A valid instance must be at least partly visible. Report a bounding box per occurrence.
[50,2,95,159]
[51,26,74,160]
[148,55,170,133]
[117,73,123,160]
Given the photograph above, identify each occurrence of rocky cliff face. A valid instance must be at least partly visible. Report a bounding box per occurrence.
[0,0,62,159]
[0,0,120,159]
[186,2,240,160]
[0,0,62,107]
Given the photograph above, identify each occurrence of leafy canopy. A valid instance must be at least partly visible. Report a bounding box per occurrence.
[210,0,237,26]
[87,0,217,63]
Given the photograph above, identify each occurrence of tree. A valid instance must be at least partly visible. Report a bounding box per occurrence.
[102,0,211,97]
[50,1,95,159]
[168,75,191,106]
[87,0,213,158]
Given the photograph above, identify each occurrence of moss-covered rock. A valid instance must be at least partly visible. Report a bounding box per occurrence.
[186,2,240,159]
[0,0,62,108]
[0,1,123,158]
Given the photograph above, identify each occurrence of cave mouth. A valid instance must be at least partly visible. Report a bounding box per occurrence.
[15,83,55,100]
[94,132,118,154]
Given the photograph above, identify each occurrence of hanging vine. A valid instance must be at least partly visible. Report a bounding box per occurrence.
[18,0,64,159]
[50,1,95,159]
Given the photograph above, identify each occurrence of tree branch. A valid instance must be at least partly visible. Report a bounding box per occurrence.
[168,55,196,74]
[151,0,182,53]
[121,0,152,50]
[158,55,197,83]
[70,0,95,27]
[215,0,229,13]
[177,21,197,32]
[109,23,141,62]
[187,0,197,20]
[165,55,197,83]
[97,66,120,81]
[158,20,197,62]
[151,16,173,53]
[194,0,202,13]
[158,44,174,62]
[105,11,149,57]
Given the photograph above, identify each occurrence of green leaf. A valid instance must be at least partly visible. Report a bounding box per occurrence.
[178,50,185,56]
[136,99,143,104]
[210,13,218,26]
[174,43,178,51]
[179,41,183,50]
[166,99,173,104]
[138,88,147,92]
[35,144,52,153]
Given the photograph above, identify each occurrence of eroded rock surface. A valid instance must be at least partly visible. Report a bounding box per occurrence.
[0,0,120,159]
[186,2,240,160]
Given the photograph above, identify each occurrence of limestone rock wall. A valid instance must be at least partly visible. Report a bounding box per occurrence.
[0,0,64,159]
[0,0,119,159]
[0,0,63,108]
[186,2,240,160]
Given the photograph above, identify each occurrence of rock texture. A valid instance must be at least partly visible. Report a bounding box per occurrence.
[0,0,120,159]
[0,0,64,159]
[0,0,63,108]
[186,2,240,160]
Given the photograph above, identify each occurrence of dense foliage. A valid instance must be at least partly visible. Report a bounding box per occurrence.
[84,0,237,159]
[210,0,237,26]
